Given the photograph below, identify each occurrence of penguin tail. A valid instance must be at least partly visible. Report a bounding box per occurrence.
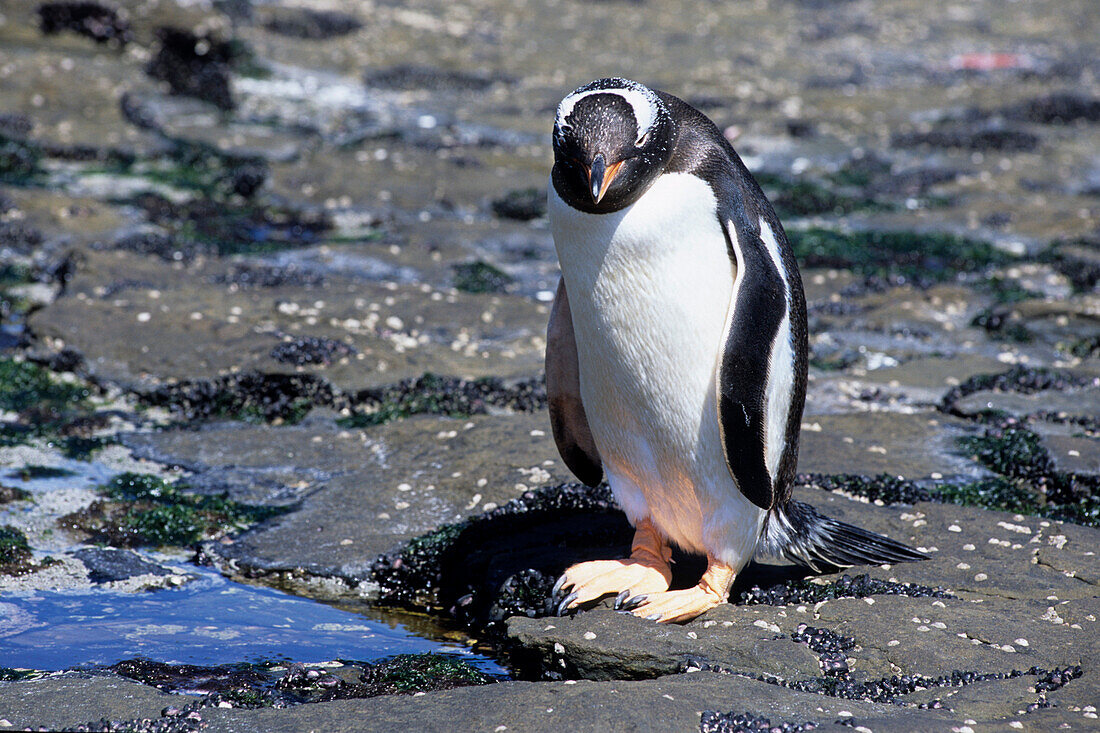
[755,500,929,572]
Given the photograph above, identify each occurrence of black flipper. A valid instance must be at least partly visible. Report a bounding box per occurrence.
[756,500,929,573]
[546,278,603,487]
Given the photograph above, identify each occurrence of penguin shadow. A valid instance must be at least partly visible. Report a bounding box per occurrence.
[435,502,816,630]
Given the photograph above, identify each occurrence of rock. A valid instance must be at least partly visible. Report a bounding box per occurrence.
[192,672,939,732]
[1000,92,1100,124]
[36,1,132,46]
[28,249,549,394]
[507,608,822,681]
[125,412,573,585]
[0,673,173,730]
[145,27,239,111]
[797,412,985,481]
[364,65,511,92]
[262,7,363,40]
[73,547,171,583]
[891,123,1040,152]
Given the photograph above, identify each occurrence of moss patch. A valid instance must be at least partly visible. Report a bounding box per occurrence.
[61,472,286,548]
[789,228,1014,284]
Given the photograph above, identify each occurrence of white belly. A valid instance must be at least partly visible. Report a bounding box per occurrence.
[548,173,765,565]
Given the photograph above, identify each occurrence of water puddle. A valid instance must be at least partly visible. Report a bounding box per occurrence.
[0,455,506,676]
[0,566,501,673]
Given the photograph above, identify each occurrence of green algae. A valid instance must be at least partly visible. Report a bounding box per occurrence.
[756,172,888,219]
[62,472,286,548]
[788,228,1014,283]
[0,133,44,185]
[0,525,32,567]
[452,260,513,294]
[362,654,493,694]
[0,359,90,414]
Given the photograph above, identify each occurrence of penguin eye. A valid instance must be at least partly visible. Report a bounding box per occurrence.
[635,129,650,147]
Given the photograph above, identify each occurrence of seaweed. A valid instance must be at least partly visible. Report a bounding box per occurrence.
[452,260,514,294]
[61,472,286,548]
[788,228,1014,284]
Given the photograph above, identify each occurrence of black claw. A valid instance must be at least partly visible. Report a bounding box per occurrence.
[619,594,648,612]
[556,591,579,616]
[552,575,569,597]
[613,590,630,610]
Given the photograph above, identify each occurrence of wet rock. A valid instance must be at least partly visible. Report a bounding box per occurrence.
[73,547,171,583]
[491,188,546,221]
[0,220,45,253]
[700,710,819,733]
[269,337,357,367]
[891,123,1040,152]
[0,132,44,184]
[345,372,545,426]
[262,7,362,40]
[1043,237,1100,292]
[1000,92,1100,124]
[212,263,325,289]
[125,412,572,585]
[0,483,31,504]
[37,1,132,46]
[195,672,920,733]
[145,27,240,111]
[736,571,952,607]
[0,673,176,731]
[364,65,511,92]
[452,260,514,294]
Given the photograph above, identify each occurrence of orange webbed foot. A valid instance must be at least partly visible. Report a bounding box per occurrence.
[620,555,735,624]
[553,517,671,615]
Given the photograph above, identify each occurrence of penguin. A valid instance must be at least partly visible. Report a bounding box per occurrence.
[546,78,927,623]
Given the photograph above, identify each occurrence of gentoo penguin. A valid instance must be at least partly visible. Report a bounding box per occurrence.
[546,78,926,623]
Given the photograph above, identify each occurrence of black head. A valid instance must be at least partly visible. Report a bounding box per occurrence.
[551,78,675,214]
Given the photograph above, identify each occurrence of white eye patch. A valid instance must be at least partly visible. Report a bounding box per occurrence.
[555,85,660,141]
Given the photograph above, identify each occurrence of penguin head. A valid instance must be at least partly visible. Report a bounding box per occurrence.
[551,78,674,214]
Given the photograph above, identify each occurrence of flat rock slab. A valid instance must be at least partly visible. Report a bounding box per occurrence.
[953,387,1100,425]
[0,673,173,730]
[188,672,953,733]
[505,491,1099,720]
[127,412,570,579]
[797,411,985,480]
[29,248,549,392]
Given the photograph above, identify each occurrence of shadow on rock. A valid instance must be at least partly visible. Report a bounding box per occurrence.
[371,483,819,640]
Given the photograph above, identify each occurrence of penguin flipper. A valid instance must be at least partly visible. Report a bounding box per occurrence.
[714,185,806,512]
[546,278,603,486]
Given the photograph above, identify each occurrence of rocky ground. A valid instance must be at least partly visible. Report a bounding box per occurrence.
[1,0,1098,730]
